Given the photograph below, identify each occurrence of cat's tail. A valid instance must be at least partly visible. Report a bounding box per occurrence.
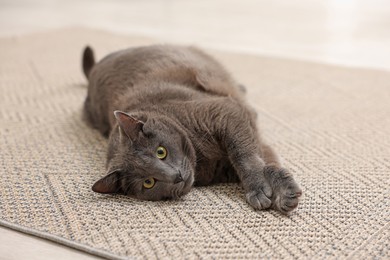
[82,46,95,80]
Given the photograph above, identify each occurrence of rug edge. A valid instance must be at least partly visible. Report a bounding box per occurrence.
[0,219,128,260]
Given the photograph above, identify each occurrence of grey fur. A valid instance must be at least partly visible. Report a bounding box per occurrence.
[82,45,302,214]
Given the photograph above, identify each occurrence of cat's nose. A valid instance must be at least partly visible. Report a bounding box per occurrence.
[174,173,183,184]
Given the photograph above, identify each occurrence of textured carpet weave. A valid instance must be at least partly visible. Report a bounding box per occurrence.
[0,28,389,259]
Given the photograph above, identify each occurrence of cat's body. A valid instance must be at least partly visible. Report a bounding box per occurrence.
[83,45,302,213]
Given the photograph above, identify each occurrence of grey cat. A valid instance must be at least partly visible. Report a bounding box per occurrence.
[82,44,302,214]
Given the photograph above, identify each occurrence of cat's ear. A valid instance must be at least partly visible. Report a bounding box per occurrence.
[114,110,144,141]
[92,170,122,194]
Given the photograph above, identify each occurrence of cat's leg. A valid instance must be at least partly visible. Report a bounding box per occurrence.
[234,153,273,210]
[217,109,273,210]
[221,113,301,213]
[193,99,293,212]
[260,143,302,214]
[259,143,281,167]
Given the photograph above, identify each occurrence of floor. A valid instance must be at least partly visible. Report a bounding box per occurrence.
[1,0,390,70]
[0,227,100,260]
[0,0,389,259]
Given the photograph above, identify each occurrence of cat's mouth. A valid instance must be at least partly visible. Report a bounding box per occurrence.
[177,169,194,197]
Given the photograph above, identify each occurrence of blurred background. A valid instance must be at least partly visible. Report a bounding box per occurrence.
[1,0,390,70]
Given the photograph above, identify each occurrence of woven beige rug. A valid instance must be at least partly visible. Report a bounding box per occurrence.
[0,28,389,259]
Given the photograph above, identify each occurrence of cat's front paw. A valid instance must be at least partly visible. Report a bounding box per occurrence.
[264,166,302,214]
[245,183,272,210]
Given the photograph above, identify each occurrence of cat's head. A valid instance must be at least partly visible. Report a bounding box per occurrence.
[92,111,196,201]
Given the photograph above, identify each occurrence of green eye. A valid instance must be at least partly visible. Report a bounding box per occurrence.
[143,177,155,189]
[156,146,167,159]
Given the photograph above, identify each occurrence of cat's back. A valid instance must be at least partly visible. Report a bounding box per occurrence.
[90,45,242,98]
[84,45,245,135]
[97,45,222,79]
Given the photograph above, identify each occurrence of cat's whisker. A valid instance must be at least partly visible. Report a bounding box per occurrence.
[181,159,192,180]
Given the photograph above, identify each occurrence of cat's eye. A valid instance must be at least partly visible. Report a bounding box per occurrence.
[156,146,167,159]
[143,177,155,189]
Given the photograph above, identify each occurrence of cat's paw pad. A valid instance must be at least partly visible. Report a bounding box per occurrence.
[265,167,302,214]
[245,184,272,210]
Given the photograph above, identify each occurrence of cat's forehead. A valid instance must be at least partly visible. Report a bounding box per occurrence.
[146,118,167,128]
[144,118,176,135]
[122,152,151,172]
[121,152,173,179]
